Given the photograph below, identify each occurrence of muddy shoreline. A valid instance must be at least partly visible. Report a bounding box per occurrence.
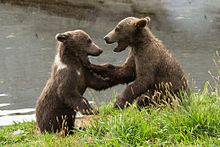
[0,0,167,21]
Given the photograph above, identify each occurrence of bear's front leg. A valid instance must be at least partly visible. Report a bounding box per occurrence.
[89,64,118,78]
[57,84,97,115]
[88,55,135,85]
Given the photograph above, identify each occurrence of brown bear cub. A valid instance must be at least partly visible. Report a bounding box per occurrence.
[90,17,189,109]
[36,30,125,134]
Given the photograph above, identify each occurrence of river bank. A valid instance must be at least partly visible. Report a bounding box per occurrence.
[0,84,219,146]
[0,0,165,18]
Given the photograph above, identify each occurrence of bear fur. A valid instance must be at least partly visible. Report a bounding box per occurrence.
[36,30,129,134]
[90,17,189,109]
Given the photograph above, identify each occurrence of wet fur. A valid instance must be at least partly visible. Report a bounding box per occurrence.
[90,17,189,109]
[36,30,128,134]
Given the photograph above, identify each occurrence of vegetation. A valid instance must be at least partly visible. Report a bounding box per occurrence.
[0,82,219,146]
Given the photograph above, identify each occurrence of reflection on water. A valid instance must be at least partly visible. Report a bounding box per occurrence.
[0,103,35,127]
[0,114,35,127]
[0,0,219,125]
[0,108,35,116]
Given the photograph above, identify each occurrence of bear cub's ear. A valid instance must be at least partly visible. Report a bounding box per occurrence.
[144,17,151,24]
[135,19,147,28]
[55,33,69,42]
[135,17,151,28]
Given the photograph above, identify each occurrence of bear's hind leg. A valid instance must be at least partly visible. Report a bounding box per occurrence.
[136,89,155,109]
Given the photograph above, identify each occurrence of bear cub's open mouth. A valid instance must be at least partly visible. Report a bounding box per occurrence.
[113,41,128,52]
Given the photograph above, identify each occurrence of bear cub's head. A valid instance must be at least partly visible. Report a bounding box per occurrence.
[104,17,151,52]
[56,30,103,65]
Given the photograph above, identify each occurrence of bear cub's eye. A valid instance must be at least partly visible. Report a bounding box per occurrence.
[87,39,92,44]
[115,27,120,32]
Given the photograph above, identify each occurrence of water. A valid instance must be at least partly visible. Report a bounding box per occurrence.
[0,0,219,126]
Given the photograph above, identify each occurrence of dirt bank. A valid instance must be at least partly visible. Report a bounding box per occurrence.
[0,0,167,21]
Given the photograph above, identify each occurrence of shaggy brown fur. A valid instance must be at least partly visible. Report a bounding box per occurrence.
[36,30,129,134]
[90,17,189,109]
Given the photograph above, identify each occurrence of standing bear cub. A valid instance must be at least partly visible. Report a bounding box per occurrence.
[36,30,122,134]
[90,17,189,109]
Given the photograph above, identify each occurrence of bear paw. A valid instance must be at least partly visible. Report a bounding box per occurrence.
[114,96,132,109]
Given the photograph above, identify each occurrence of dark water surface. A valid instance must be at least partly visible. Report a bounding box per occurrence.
[0,0,219,125]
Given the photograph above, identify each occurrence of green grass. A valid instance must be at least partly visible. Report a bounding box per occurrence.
[0,83,220,146]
